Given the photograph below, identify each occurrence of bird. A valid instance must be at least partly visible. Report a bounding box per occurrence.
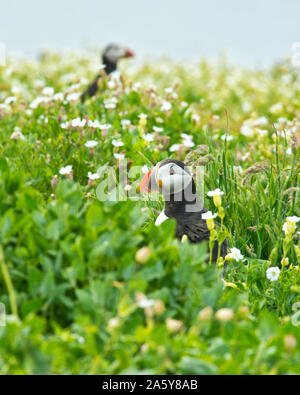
[81,43,135,102]
[139,159,227,263]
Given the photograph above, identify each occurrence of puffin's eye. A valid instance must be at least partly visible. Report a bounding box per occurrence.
[157,179,163,188]
[169,166,175,175]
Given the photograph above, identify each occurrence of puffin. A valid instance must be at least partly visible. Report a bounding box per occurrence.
[81,43,134,102]
[139,159,227,263]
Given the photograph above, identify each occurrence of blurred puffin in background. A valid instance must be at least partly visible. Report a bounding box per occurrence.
[81,43,134,102]
[139,159,227,263]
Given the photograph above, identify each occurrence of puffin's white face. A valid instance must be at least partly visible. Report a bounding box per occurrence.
[156,163,192,195]
[104,44,134,63]
[139,161,192,196]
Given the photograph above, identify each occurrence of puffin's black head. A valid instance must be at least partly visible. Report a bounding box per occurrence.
[139,159,196,197]
[102,43,134,68]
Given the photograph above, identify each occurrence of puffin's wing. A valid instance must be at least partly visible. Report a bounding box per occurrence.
[182,220,211,243]
[81,75,101,102]
[183,220,227,261]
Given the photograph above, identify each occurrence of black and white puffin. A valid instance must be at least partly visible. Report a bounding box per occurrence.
[139,159,227,263]
[81,43,134,102]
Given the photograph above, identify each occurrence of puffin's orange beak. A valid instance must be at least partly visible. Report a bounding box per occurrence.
[124,48,135,58]
[139,169,153,193]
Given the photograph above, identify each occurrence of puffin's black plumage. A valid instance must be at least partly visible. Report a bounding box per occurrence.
[141,159,227,263]
[81,43,134,102]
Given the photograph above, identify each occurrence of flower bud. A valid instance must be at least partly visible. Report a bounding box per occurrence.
[51,175,58,190]
[284,334,297,353]
[135,247,152,264]
[206,219,215,231]
[154,300,165,316]
[197,306,213,322]
[108,317,120,330]
[213,194,222,208]
[218,206,225,220]
[237,306,249,319]
[215,308,234,322]
[281,257,289,268]
[294,246,300,263]
[166,318,183,333]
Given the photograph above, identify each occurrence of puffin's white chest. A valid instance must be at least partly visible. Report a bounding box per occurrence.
[155,211,169,226]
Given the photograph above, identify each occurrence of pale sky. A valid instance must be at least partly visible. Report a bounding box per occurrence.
[0,0,299,66]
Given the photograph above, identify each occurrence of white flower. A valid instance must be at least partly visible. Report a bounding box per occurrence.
[107,317,120,329]
[181,133,193,140]
[233,166,242,173]
[59,165,73,175]
[227,247,244,262]
[30,97,50,109]
[53,92,64,101]
[89,122,112,130]
[85,140,98,148]
[121,119,131,129]
[138,299,155,309]
[33,79,46,88]
[132,82,141,91]
[266,267,280,282]
[66,92,81,102]
[221,134,233,141]
[99,123,112,130]
[112,139,124,147]
[270,103,283,114]
[241,152,250,161]
[202,211,218,220]
[88,120,98,128]
[143,134,154,142]
[88,172,100,180]
[277,117,288,124]
[42,87,55,96]
[5,96,17,105]
[241,124,254,137]
[192,114,201,123]
[207,188,224,197]
[165,87,178,99]
[283,217,300,235]
[257,129,268,137]
[160,100,172,112]
[286,147,292,155]
[104,98,117,109]
[182,139,195,148]
[138,113,148,120]
[164,87,174,94]
[169,144,181,152]
[71,118,86,128]
[153,126,163,133]
[282,222,288,234]
[287,216,300,223]
[114,153,125,160]
[10,130,25,141]
[180,101,188,109]
[253,116,268,126]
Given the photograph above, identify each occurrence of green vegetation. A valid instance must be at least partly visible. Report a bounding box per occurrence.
[0,52,299,374]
